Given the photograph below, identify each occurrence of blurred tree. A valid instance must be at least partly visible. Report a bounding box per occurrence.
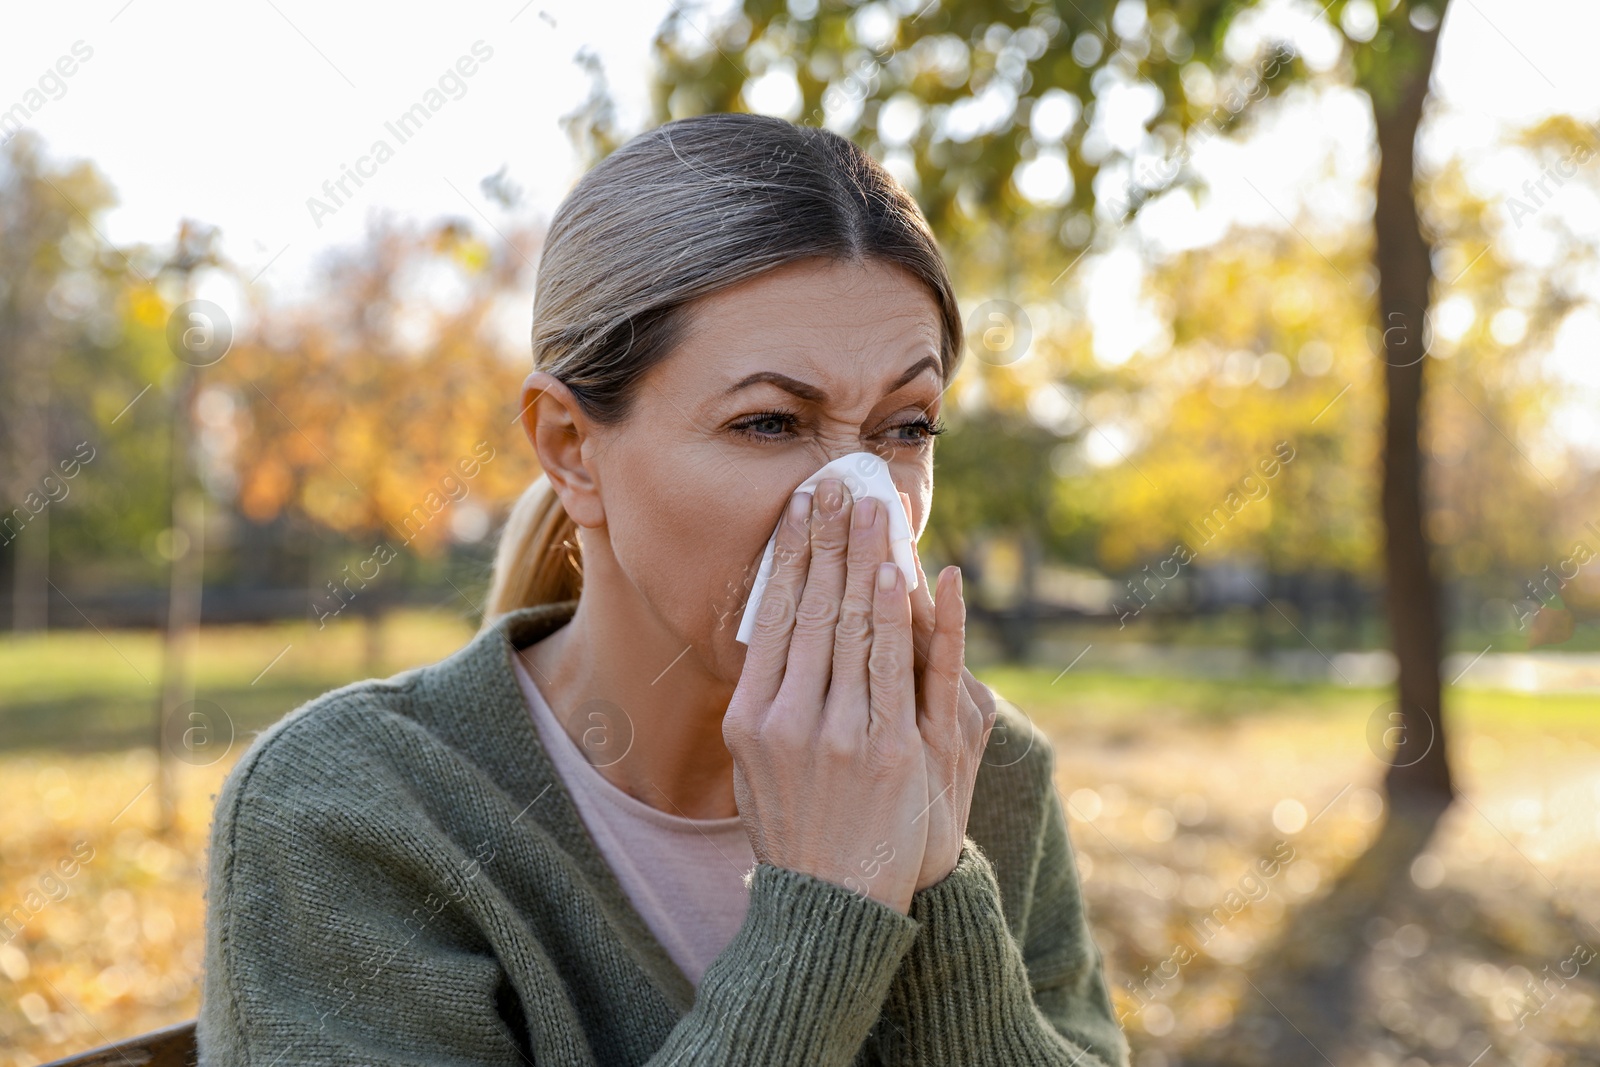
[1416,152,1595,633]
[923,287,1119,650]
[1360,1,1453,825]
[1082,160,1583,653]
[0,132,117,631]
[219,216,540,670]
[1091,231,1382,575]
[148,219,230,834]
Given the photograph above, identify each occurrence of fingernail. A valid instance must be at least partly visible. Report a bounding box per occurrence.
[788,491,810,524]
[877,562,897,591]
[853,496,877,529]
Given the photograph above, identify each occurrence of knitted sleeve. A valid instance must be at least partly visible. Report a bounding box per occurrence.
[197,721,921,1066]
[875,755,1131,1066]
[646,863,922,1063]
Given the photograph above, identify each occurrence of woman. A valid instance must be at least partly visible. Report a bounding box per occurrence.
[198,112,1128,1066]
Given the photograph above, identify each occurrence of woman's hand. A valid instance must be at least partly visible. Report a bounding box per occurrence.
[723,479,930,915]
[900,493,998,892]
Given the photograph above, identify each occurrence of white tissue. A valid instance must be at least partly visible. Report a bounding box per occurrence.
[735,451,918,645]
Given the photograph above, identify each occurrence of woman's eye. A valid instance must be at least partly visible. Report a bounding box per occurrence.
[885,417,946,444]
[732,411,942,444]
[732,412,798,440]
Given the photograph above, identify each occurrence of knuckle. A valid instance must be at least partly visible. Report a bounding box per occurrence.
[811,519,850,556]
[722,702,758,745]
[755,587,797,631]
[868,655,905,690]
[834,602,873,645]
[793,597,840,635]
[769,541,808,579]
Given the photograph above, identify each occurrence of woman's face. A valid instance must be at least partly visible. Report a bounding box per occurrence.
[590,256,946,685]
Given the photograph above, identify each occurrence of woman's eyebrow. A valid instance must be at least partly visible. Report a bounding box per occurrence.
[724,355,941,404]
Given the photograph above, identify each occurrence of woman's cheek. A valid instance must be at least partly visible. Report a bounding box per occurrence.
[709,512,774,640]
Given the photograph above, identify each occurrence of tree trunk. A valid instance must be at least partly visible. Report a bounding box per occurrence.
[155,362,204,836]
[8,322,52,633]
[1196,15,1459,1063]
[1372,7,1455,815]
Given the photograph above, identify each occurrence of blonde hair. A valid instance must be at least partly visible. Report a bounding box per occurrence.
[482,113,963,626]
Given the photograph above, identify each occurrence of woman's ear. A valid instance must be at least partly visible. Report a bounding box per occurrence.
[520,370,606,529]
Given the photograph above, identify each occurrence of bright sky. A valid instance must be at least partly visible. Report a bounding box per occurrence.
[5,0,1597,452]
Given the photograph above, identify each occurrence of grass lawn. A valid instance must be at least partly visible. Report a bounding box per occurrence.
[0,609,479,752]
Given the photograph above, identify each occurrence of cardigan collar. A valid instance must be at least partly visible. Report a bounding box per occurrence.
[417,599,700,1014]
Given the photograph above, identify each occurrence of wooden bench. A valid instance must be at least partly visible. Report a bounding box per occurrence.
[37,1019,196,1067]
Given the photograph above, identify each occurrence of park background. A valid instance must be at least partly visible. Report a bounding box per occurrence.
[2,0,1598,1064]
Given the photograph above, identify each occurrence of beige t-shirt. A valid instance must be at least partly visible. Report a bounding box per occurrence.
[511,652,757,987]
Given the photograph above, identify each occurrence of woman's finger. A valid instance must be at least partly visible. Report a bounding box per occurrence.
[822,496,887,731]
[738,489,813,709]
[867,560,917,736]
[961,669,999,747]
[905,525,938,674]
[777,478,852,715]
[919,566,966,736]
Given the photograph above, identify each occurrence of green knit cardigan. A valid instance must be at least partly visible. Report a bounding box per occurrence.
[197,601,1129,1066]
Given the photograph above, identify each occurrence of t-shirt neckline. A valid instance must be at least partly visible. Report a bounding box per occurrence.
[511,650,747,835]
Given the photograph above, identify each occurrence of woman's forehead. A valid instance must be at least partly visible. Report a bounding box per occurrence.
[673,260,944,395]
